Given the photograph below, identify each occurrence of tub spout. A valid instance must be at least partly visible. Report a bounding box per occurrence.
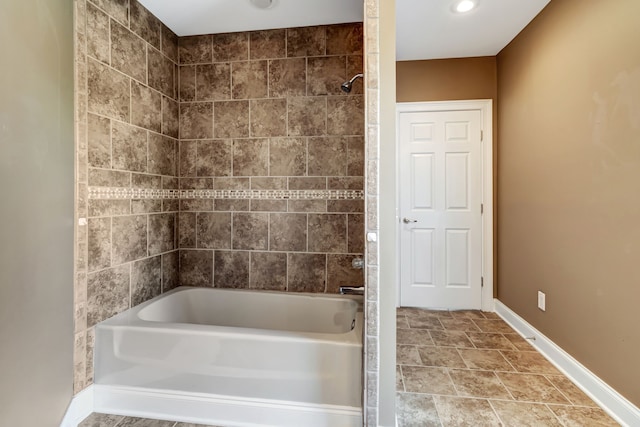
[339,286,365,296]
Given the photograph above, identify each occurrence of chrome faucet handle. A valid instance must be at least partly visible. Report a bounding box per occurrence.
[339,286,365,295]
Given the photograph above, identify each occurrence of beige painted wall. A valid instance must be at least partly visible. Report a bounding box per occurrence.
[498,0,640,406]
[0,0,74,424]
[396,57,499,295]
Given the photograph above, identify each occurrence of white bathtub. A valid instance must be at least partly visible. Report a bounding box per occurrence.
[93,287,363,427]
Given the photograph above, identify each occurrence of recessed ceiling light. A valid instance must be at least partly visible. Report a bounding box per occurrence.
[250,0,275,9]
[454,0,476,13]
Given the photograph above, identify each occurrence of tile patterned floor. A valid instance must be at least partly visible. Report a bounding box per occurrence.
[396,307,621,427]
[79,413,221,427]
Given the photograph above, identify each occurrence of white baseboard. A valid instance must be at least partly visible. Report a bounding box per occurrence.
[60,385,94,427]
[494,299,640,427]
[93,385,362,427]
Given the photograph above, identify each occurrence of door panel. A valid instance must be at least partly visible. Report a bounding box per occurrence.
[399,109,483,309]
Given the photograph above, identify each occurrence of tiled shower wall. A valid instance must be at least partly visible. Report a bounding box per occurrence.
[176,24,366,291]
[74,0,180,392]
[74,0,366,394]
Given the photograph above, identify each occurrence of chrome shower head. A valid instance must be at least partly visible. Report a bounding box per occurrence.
[340,73,364,93]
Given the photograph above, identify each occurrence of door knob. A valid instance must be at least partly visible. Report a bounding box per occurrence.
[402,218,418,224]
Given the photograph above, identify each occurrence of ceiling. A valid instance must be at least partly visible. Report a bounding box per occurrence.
[139,0,550,61]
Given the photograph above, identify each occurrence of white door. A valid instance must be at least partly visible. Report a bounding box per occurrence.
[399,107,483,309]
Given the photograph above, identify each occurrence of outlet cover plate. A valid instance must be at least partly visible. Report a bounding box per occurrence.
[538,291,546,311]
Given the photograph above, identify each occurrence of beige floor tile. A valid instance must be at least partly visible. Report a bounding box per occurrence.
[472,319,515,333]
[503,333,533,351]
[501,351,560,375]
[417,346,466,368]
[489,400,563,427]
[396,392,441,427]
[482,311,501,319]
[439,317,481,332]
[549,405,620,427]
[434,396,501,427]
[402,365,457,395]
[429,330,475,348]
[397,365,405,391]
[448,369,512,399]
[449,310,487,320]
[397,314,410,328]
[458,348,515,371]
[118,417,175,427]
[497,372,570,404]
[397,328,434,346]
[79,413,124,427]
[545,375,598,407]
[407,315,444,330]
[467,332,518,350]
[397,345,422,365]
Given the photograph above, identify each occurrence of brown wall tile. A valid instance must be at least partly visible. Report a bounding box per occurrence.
[233,139,268,176]
[196,63,231,101]
[148,133,177,176]
[86,3,109,63]
[232,61,268,99]
[131,81,162,133]
[328,177,364,190]
[269,213,307,251]
[327,254,364,293]
[179,65,196,102]
[288,200,327,213]
[250,98,287,137]
[308,56,346,96]
[328,200,364,213]
[130,0,160,50]
[132,199,162,214]
[214,250,249,288]
[88,217,110,272]
[214,177,250,190]
[287,26,325,57]
[88,200,131,218]
[87,264,130,327]
[348,214,365,253]
[131,173,162,189]
[308,214,347,253]
[213,32,249,62]
[288,97,326,136]
[179,250,212,286]
[250,252,286,290]
[110,20,147,83]
[214,101,249,138]
[111,121,147,172]
[149,213,176,255]
[148,47,176,98]
[112,215,148,264]
[131,256,162,306]
[308,136,347,176]
[162,251,179,291]
[88,168,131,187]
[326,23,363,55]
[288,253,326,293]
[288,177,326,190]
[197,212,231,249]
[180,102,213,139]
[180,177,213,189]
[269,137,306,176]
[161,24,178,63]
[178,211,196,248]
[196,140,232,176]
[162,96,179,138]
[268,58,306,98]
[250,200,288,212]
[347,136,365,175]
[88,58,130,121]
[91,0,129,26]
[233,213,268,250]
[327,96,364,135]
[88,113,111,168]
[250,29,285,60]
[214,199,250,211]
[179,35,212,64]
[251,177,287,189]
[179,140,197,177]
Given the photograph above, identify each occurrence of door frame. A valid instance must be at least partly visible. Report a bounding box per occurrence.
[396,100,494,312]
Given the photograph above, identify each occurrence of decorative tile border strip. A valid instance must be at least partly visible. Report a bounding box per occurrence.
[88,187,364,201]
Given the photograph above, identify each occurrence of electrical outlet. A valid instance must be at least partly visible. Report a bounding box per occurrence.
[538,291,546,311]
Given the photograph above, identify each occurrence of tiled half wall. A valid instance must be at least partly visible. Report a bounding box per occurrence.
[74,0,365,394]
